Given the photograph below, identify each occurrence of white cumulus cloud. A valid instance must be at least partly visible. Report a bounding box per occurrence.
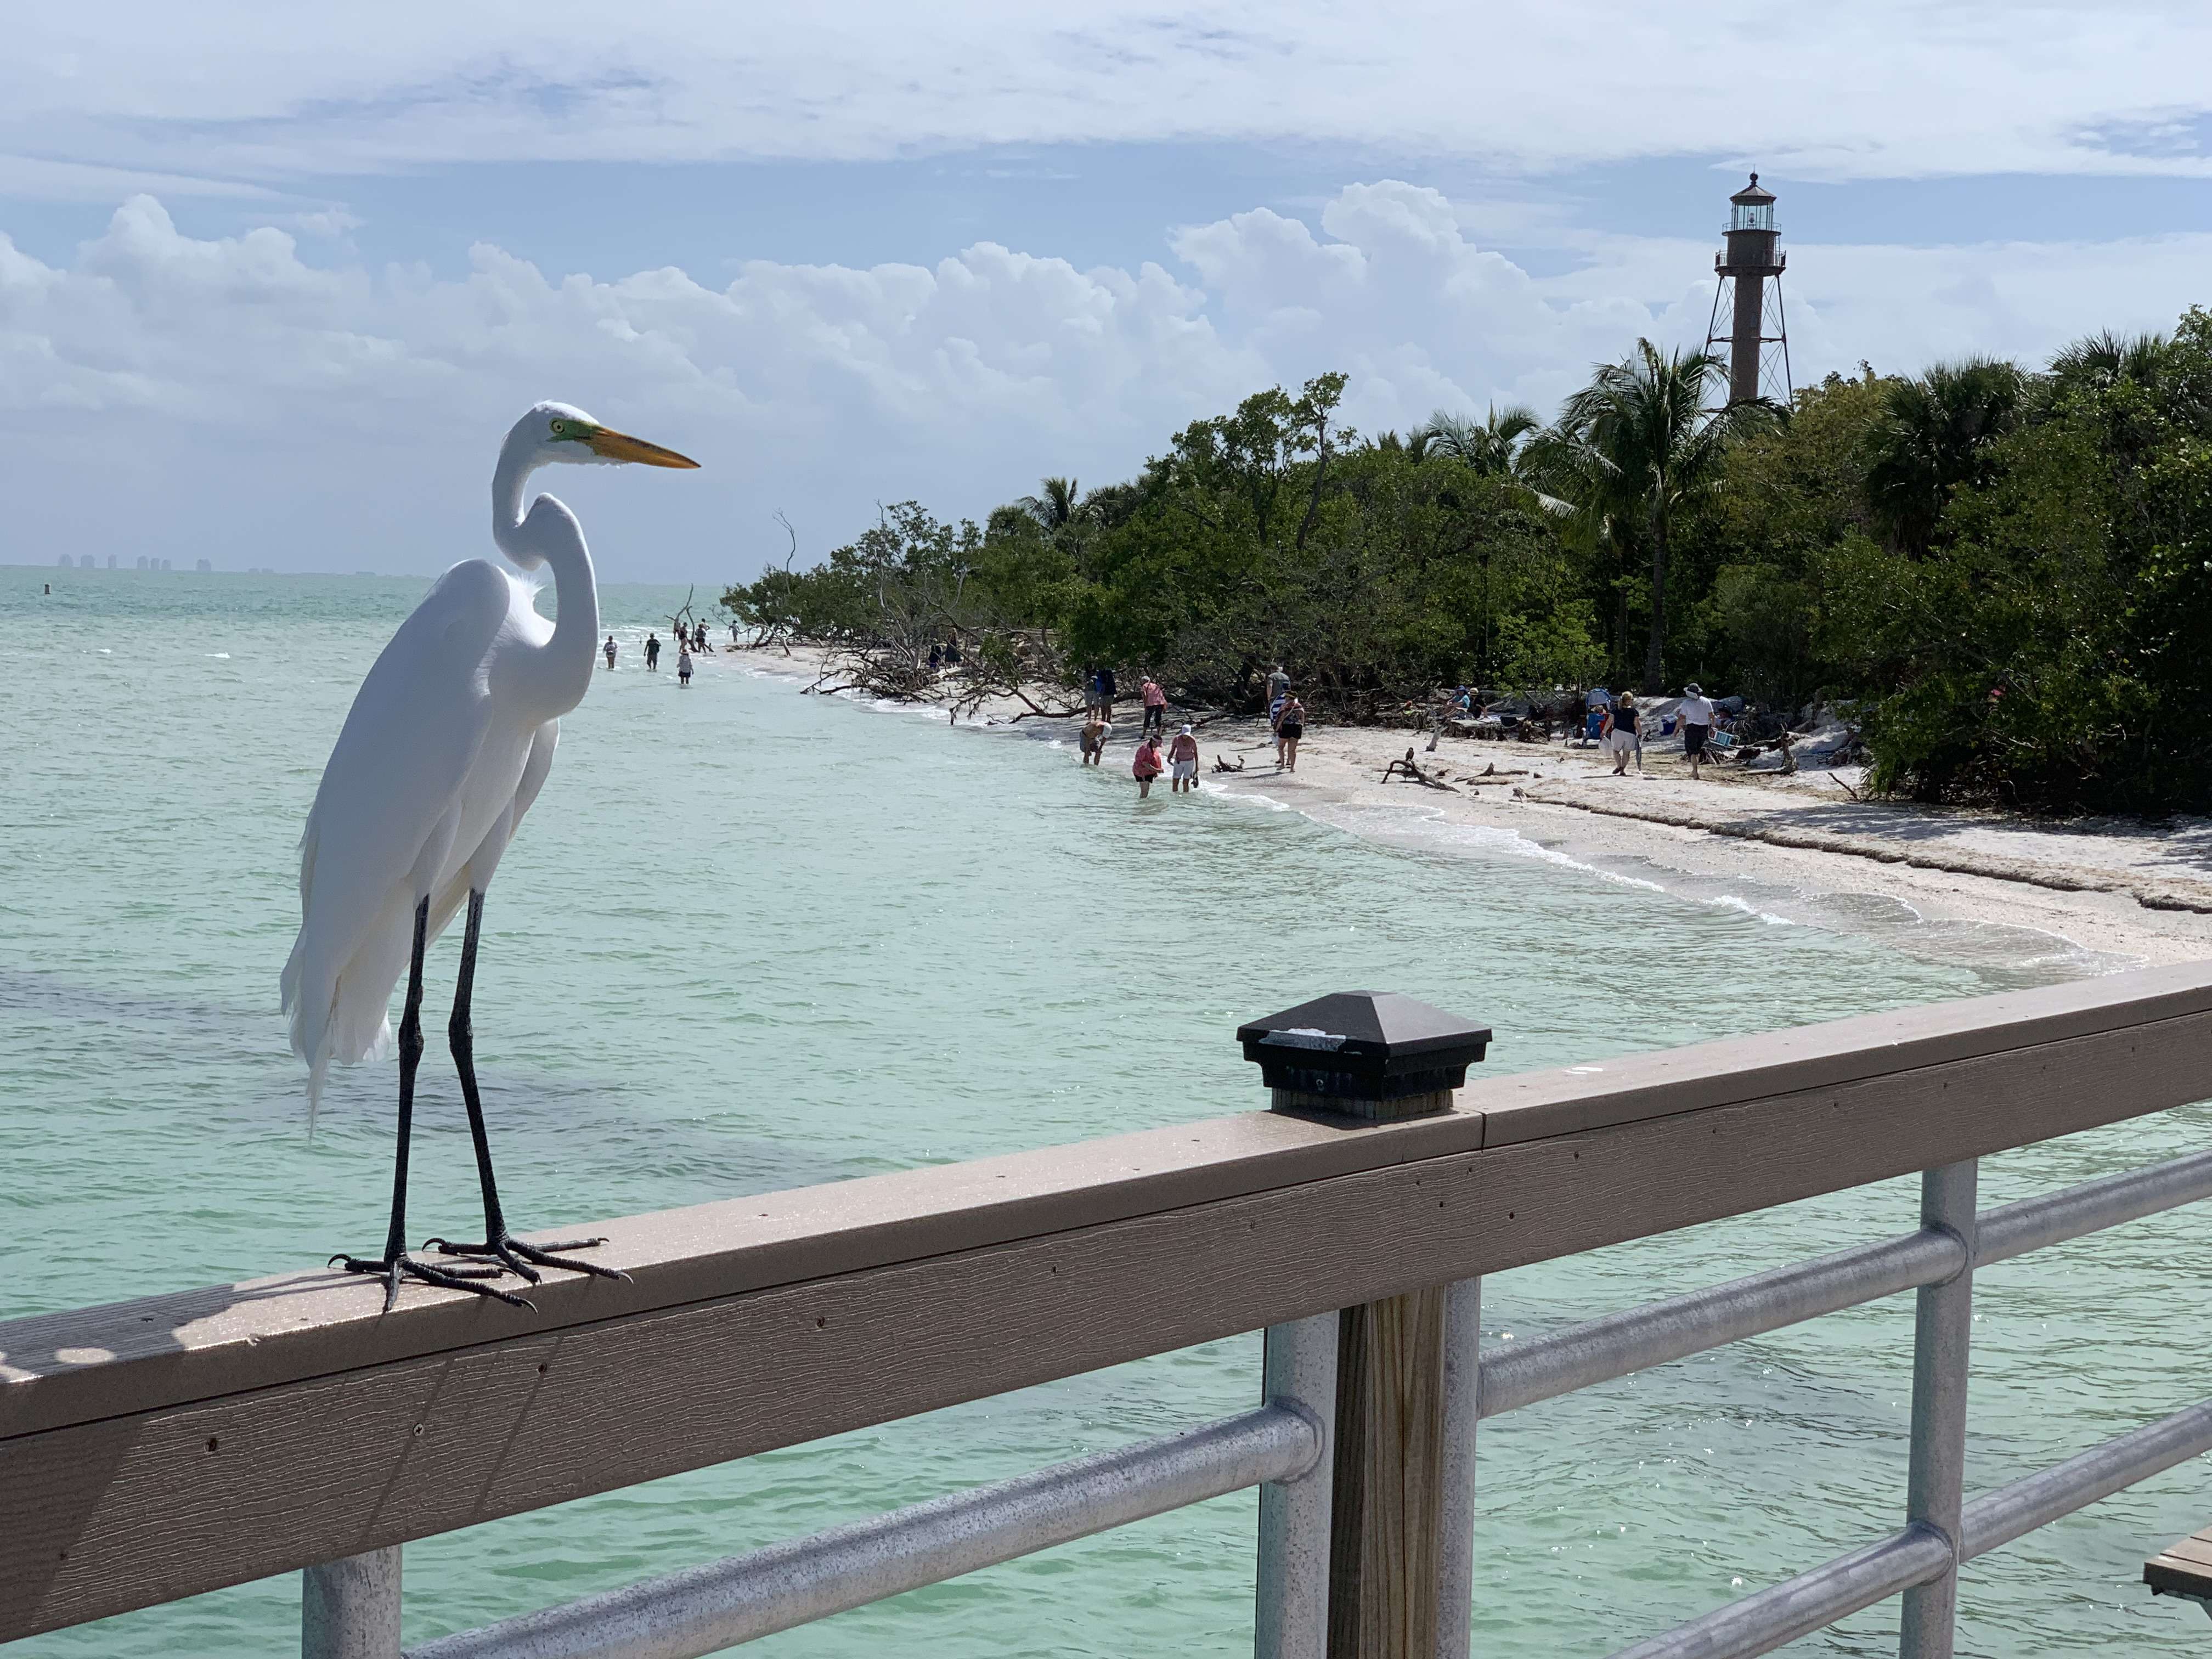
[3,188,2205,579]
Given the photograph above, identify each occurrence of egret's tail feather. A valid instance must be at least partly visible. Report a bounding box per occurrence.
[284,899,405,1133]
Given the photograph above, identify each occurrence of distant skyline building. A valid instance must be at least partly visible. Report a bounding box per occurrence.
[1706,172,1792,405]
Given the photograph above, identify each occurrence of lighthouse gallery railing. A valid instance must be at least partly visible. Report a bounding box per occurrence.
[5,962,2212,1658]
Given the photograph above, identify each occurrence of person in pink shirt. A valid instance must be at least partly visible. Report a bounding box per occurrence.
[1167,723,1201,793]
[1140,675,1167,735]
[1132,732,1165,798]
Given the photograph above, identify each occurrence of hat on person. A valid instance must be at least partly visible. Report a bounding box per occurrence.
[1181,723,1193,734]
[1685,682,1703,696]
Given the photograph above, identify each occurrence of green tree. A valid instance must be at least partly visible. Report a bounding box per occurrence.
[1420,405,1541,477]
[1863,358,2024,556]
[1674,368,1889,705]
[1016,477,1086,532]
[1530,341,1778,693]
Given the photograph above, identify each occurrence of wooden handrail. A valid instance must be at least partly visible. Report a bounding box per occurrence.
[5,961,2210,1642]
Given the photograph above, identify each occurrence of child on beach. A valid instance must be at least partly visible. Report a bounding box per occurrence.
[1132,732,1165,798]
[1079,714,1109,765]
[1168,724,1200,793]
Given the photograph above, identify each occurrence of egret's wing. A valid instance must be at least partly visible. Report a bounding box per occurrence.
[428,718,560,936]
[511,719,560,828]
[284,560,512,1086]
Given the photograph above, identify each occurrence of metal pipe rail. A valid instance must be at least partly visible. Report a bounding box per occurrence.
[408,1397,1329,1659]
[1610,1397,2212,1659]
[1482,1140,2212,1419]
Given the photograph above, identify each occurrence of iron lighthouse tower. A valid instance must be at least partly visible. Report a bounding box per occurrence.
[1706,173,1791,404]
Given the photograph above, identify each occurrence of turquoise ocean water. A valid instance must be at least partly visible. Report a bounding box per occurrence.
[3,565,2208,1655]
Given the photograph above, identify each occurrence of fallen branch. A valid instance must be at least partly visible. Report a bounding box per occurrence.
[1382,748,1458,791]
[1004,686,1086,722]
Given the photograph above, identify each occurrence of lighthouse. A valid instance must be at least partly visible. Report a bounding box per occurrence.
[1705,173,1792,405]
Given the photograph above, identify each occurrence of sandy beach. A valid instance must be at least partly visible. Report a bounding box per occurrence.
[725,642,2212,974]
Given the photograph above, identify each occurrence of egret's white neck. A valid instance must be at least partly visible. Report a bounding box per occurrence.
[492,437,599,720]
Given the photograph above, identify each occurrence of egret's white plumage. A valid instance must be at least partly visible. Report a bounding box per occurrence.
[283,402,695,1114]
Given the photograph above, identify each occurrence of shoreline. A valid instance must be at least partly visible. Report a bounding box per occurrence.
[714,642,2212,977]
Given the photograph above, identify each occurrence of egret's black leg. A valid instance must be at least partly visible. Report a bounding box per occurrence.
[425,890,628,1286]
[331,895,533,1312]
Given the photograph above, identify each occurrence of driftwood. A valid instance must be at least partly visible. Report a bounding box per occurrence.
[1005,686,1086,723]
[1381,749,1458,792]
[1212,754,1248,774]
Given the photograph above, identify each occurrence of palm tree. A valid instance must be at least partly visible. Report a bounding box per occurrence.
[1863,358,2024,556]
[1017,476,1084,533]
[1528,341,1776,693]
[1421,405,1541,477]
[2049,329,2166,392]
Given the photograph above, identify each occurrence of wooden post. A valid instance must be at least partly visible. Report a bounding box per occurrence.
[1238,991,1492,1659]
[1328,1286,1449,1659]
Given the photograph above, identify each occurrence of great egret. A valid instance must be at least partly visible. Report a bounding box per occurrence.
[283,402,698,1310]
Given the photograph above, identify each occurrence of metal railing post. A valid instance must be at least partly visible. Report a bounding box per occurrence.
[1435,1277,1482,1659]
[303,1547,402,1659]
[1899,1160,1977,1658]
[1257,1312,1340,1659]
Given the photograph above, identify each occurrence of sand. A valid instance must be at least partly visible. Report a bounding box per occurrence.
[722,645,2212,975]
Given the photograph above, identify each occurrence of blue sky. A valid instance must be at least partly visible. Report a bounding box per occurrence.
[6,3,2212,580]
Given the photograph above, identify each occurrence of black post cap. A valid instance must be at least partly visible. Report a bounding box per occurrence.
[1237,991,1491,1117]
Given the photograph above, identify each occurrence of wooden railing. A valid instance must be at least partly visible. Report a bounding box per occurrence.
[6,961,2212,1654]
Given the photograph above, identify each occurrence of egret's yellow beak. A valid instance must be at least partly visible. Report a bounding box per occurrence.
[585,427,700,468]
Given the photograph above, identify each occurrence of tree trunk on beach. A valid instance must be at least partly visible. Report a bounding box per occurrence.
[1643,517,1667,695]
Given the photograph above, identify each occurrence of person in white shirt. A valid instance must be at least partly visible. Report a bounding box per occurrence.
[1678,683,1716,777]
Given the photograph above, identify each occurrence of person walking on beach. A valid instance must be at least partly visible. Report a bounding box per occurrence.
[1141,675,1167,735]
[602,634,618,670]
[1079,712,1109,766]
[1099,666,1117,720]
[1605,691,1642,776]
[1168,723,1200,793]
[1267,664,1289,709]
[1132,730,1165,798]
[1679,683,1715,778]
[677,644,693,687]
[645,631,661,672]
[1277,693,1306,772]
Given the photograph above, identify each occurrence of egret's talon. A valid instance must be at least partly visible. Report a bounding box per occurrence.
[332,1251,536,1312]
[427,1233,629,1284]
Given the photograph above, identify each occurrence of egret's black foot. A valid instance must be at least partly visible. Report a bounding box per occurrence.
[329,1250,535,1313]
[422,1233,630,1286]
